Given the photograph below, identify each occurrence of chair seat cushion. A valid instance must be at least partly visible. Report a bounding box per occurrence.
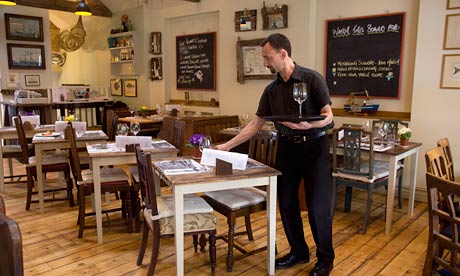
[78,167,129,185]
[204,187,266,209]
[333,160,402,183]
[143,207,216,235]
[2,144,32,153]
[27,153,68,167]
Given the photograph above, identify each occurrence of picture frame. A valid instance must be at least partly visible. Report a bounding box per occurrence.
[150,32,162,54]
[444,14,460,49]
[110,79,123,96]
[440,54,460,88]
[7,43,46,69]
[6,73,19,88]
[261,3,288,30]
[447,0,460,9]
[4,13,44,42]
[236,38,275,83]
[234,9,257,32]
[24,75,40,86]
[150,57,163,80]
[123,79,137,97]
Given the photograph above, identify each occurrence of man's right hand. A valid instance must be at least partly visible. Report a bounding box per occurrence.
[214,143,229,151]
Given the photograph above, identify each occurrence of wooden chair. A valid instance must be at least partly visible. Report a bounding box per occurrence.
[134,145,217,276]
[0,212,23,276]
[0,194,5,214]
[372,119,407,208]
[331,126,402,234]
[424,172,460,276]
[201,131,278,272]
[437,138,455,181]
[64,125,132,238]
[14,116,74,211]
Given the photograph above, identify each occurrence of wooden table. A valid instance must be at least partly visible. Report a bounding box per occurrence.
[334,141,422,235]
[0,125,54,192]
[153,160,280,276]
[117,116,163,125]
[87,141,178,244]
[32,130,109,213]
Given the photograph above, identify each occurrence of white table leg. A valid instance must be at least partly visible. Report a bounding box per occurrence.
[35,144,45,213]
[385,155,398,235]
[174,186,185,276]
[267,175,277,275]
[92,159,103,244]
[407,148,419,216]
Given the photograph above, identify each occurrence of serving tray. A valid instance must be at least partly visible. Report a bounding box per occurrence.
[261,115,326,122]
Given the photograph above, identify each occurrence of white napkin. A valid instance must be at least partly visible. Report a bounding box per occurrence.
[13,115,40,126]
[200,148,248,170]
[55,121,87,133]
[115,135,153,149]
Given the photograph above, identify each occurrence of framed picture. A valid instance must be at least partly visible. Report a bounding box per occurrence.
[110,79,122,96]
[444,14,460,49]
[234,9,257,32]
[236,38,275,83]
[448,0,460,9]
[261,3,288,30]
[7,43,46,69]
[440,54,460,88]
[150,32,162,54]
[123,79,137,97]
[6,73,19,88]
[24,75,40,86]
[150,57,163,80]
[4,13,44,42]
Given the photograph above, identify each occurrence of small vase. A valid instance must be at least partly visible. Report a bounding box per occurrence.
[193,146,202,159]
[400,137,409,146]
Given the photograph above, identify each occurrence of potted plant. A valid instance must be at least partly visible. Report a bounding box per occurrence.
[139,105,148,118]
[187,133,205,159]
[397,127,411,146]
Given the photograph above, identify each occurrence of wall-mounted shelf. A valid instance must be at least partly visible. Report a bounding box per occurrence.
[108,31,140,76]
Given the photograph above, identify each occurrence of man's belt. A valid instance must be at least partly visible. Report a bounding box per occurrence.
[282,131,327,143]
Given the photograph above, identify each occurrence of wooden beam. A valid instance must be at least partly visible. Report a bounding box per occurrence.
[15,0,112,18]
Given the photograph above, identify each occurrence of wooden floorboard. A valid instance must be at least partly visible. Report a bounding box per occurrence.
[0,160,427,275]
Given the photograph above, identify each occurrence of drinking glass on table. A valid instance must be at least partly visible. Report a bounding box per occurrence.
[130,121,140,136]
[128,106,135,117]
[117,123,129,136]
[199,136,212,153]
[377,123,388,146]
[293,82,308,118]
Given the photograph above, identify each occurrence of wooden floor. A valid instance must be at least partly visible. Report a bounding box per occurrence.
[0,160,428,276]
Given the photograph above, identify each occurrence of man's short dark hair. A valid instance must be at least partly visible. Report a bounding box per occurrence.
[259,33,292,57]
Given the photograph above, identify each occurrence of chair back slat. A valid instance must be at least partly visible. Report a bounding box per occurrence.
[13,116,31,165]
[135,145,159,216]
[248,132,278,167]
[0,212,23,276]
[333,126,374,179]
[425,147,451,181]
[437,138,455,181]
[64,125,84,181]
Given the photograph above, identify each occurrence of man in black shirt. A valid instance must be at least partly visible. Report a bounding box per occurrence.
[216,33,334,276]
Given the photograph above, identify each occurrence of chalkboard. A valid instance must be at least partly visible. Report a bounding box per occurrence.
[176,32,216,90]
[325,13,405,98]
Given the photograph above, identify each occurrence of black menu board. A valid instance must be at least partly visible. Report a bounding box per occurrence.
[176,32,216,90]
[325,13,405,98]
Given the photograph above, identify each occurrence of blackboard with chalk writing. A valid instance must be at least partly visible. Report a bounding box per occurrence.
[325,13,405,98]
[176,32,216,90]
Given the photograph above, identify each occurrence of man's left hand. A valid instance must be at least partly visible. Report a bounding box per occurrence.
[280,121,312,130]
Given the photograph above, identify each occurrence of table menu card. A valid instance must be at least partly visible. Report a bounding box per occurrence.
[200,148,248,170]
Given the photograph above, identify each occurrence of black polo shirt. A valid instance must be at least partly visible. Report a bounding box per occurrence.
[256,63,333,136]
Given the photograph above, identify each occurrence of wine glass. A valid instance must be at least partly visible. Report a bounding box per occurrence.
[377,123,388,146]
[293,82,308,118]
[130,121,140,136]
[199,136,212,153]
[156,104,163,117]
[117,123,129,136]
[128,106,135,117]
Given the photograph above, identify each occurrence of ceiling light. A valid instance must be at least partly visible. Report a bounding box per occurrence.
[75,0,92,16]
[0,0,16,6]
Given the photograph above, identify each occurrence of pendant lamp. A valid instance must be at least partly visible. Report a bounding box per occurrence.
[75,0,92,16]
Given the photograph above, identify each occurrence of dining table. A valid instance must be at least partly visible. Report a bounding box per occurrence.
[32,130,109,213]
[152,158,281,276]
[0,125,54,192]
[117,115,163,125]
[86,139,178,244]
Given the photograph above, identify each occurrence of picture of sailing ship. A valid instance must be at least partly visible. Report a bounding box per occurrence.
[7,44,46,69]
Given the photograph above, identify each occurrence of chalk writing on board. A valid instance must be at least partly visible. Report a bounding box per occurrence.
[176,32,216,90]
[326,13,405,98]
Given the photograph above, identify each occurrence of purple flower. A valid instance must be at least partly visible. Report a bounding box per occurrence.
[188,134,205,146]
